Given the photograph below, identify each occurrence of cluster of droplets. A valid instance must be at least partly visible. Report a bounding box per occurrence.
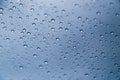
[0,0,120,80]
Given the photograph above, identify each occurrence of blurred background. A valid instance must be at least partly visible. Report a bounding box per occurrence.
[0,0,120,80]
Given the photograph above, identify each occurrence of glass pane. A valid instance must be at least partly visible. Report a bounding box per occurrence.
[0,0,120,80]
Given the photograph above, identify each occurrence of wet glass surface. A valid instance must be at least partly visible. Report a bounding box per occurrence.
[0,0,120,80]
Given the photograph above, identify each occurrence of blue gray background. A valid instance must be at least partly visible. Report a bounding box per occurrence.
[0,0,120,80]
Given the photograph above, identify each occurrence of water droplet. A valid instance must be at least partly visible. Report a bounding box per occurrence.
[32,23,36,26]
[19,65,23,70]
[51,18,55,23]
[44,13,48,17]
[115,13,119,16]
[77,16,82,21]
[23,44,28,48]
[58,27,63,30]
[96,11,101,15]
[39,65,43,69]
[44,61,48,64]
[79,29,84,32]
[0,8,4,12]
[33,54,37,58]
[27,32,31,35]
[84,73,89,76]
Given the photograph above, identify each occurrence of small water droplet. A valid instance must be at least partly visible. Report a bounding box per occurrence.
[19,65,23,70]
[51,18,55,23]
[33,54,37,58]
